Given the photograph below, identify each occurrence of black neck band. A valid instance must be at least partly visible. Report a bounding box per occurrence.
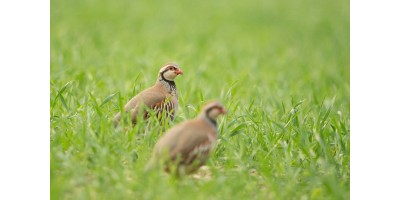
[160,70,176,91]
[205,107,217,127]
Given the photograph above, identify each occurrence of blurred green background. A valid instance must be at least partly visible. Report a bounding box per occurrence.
[51,0,349,199]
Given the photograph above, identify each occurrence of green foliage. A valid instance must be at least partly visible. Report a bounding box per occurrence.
[51,0,349,199]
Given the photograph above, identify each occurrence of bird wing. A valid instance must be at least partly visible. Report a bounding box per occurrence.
[170,120,216,165]
[114,86,171,124]
[124,87,167,111]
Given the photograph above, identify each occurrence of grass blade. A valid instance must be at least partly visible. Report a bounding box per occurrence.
[100,92,119,107]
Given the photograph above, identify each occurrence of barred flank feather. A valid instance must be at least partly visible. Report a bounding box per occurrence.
[151,98,175,120]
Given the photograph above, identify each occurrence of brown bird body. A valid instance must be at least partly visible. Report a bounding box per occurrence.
[114,63,183,126]
[148,101,227,176]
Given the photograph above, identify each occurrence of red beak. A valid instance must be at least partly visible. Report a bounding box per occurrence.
[220,107,227,114]
[175,68,183,75]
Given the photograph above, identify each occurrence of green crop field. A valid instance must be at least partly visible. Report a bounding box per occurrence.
[50,0,349,199]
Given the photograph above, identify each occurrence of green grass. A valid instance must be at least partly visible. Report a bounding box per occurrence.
[50,0,349,199]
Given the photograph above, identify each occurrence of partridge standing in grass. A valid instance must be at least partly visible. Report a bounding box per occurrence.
[113,63,183,127]
[147,101,227,176]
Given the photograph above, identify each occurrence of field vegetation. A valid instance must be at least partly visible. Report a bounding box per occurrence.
[51,0,349,199]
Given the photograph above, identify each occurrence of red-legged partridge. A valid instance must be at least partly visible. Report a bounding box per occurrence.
[148,101,227,176]
[113,63,183,126]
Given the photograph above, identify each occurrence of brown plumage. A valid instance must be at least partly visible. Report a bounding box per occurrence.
[113,63,183,127]
[147,101,227,176]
